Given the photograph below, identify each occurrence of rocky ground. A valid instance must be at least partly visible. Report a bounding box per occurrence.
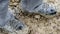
[0,0,60,34]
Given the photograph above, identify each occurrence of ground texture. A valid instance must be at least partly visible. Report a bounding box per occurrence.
[0,0,60,34]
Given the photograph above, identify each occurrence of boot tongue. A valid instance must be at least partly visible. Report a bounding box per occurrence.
[21,0,43,11]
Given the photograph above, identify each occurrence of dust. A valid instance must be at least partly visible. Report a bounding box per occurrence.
[0,0,60,34]
[9,0,60,34]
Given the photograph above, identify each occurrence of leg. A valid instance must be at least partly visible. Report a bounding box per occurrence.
[21,0,43,12]
[0,0,25,32]
[0,0,9,27]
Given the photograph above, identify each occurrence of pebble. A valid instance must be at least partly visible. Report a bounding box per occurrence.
[34,15,40,19]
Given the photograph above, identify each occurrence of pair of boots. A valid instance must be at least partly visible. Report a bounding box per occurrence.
[0,0,57,32]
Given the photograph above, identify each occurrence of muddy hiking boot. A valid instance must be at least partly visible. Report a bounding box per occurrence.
[3,16,25,32]
[0,0,25,32]
[21,0,57,15]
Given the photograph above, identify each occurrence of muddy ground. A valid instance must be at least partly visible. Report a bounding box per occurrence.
[0,0,60,34]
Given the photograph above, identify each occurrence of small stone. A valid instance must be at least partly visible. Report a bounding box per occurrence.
[13,3,18,6]
[11,0,15,3]
[15,0,21,3]
[34,15,40,19]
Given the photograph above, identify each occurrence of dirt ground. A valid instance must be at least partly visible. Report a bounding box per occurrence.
[0,0,60,34]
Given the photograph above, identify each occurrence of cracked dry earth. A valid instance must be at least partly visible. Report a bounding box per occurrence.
[0,0,60,34]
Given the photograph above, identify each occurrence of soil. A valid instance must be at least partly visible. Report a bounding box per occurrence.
[0,0,60,34]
